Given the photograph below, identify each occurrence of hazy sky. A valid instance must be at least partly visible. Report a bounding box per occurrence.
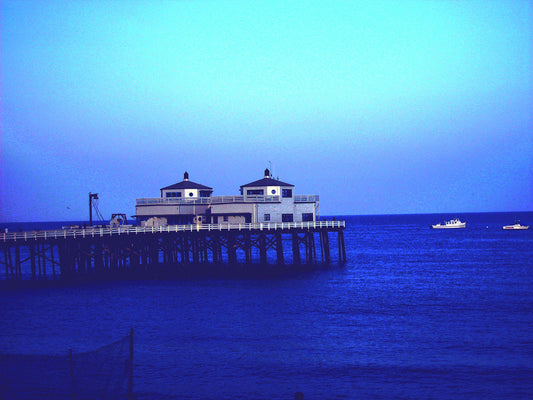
[1,0,532,222]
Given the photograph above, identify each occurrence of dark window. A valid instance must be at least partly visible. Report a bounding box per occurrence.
[282,189,292,198]
[264,214,270,221]
[302,213,314,222]
[247,189,264,195]
[223,216,228,222]
[200,191,211,197]
[188,192,194,197]
[165,192,181,198]
[282,214,293,222]
[271,189,276,194]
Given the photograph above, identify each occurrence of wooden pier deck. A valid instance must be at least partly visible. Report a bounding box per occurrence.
[1,221,346,280]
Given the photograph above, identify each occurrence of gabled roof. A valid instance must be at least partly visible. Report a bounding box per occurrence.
[161,181,213,190]
[240,177,294,188]
[161,172,213,191]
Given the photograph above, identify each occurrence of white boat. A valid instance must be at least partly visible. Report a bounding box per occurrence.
[431,218,466,229]
[503,221,529,230]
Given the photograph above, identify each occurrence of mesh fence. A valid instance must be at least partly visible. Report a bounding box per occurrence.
[0,333,132,400]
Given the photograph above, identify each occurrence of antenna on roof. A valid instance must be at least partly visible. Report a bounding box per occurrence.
[268,161,273,177]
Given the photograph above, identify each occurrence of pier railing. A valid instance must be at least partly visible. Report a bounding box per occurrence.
[294,195,320,203]
[1,220,345,242]
[136,194,319,206]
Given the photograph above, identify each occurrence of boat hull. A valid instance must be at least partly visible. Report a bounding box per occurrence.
[503,224,529,230]
[431,218,466,229]
[431,223,466,229]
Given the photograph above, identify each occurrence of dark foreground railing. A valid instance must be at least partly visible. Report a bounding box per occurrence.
[0,329,134,400]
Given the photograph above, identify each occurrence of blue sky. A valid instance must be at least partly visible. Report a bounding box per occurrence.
[1,0,532,222]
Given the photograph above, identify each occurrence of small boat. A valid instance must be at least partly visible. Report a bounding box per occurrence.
[503,221,529,230]
[431,218,466,229]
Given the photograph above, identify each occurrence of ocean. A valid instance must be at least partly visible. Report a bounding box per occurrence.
[1,212,532,399]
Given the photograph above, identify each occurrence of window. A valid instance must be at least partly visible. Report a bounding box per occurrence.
[165,192,181,198]
[302,213,314,222]
[200,191,211,197]
[282,214,293,222]
[188,192,194,197]
[271,189,276,194]
[247,189,264,195]
[282,189,292,198]
[223,216,229,222]
[264,214,270,221]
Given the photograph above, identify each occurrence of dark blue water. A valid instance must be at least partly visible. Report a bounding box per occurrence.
[1,212,532,399]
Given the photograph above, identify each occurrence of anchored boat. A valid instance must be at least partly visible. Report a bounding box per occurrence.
[431,218,466,229]
[503,221,529,230]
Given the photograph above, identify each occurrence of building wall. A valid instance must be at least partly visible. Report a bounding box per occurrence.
[243,185,283,197]
[210,203,255,215]
[210,203,255,224]
[213,215,248,224]
[256,200,315,223]
[136,204,209,218]
[161,188,201,198]
[137,177,317,225]
[137,200,316,223]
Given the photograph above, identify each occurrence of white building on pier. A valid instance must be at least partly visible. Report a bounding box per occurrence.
[135,169,319,226]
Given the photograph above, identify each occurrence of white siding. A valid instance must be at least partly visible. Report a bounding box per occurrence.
[161,188,200,198]
[244,185,281,197]
[136,204,209,217]
[256,199,315,222]
[210,203,254,215]
[138,176,317,224]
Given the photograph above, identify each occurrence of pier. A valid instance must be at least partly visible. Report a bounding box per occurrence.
[1,221,346,280]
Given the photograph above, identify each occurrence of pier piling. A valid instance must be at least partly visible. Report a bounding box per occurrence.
[0,221,346,281]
